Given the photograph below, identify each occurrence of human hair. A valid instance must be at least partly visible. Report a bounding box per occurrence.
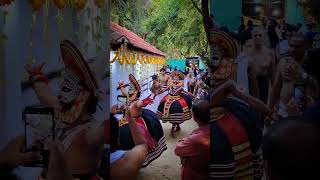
[152,74,158,80]
[247,20,253,27]
[262,119,320,180]
[160,68,166,72]
[192,100,210,123]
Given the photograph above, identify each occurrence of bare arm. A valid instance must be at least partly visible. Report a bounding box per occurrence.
[126,108,146,146]
[210,80,271,116]
[268,64,282,108]
[193,82,199,96]
[32,82,59,107]
[110,144,148,180]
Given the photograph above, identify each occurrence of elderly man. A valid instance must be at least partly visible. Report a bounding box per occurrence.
[268,34,314,119]
[249,27,276,103]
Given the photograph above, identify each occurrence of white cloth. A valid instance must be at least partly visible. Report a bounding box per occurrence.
[235,53,249,94]
[110,150,126,165]
[278,40,289,56]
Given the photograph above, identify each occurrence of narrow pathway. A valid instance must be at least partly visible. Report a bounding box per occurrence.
[138,91,197,180]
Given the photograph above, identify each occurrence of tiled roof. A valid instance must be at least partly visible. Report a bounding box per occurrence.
[110,22,166,57]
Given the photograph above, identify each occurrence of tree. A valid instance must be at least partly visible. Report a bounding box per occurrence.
[142,0,207,58]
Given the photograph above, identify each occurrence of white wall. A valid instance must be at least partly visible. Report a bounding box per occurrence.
[110,50,159,107]
[0,1,108,179]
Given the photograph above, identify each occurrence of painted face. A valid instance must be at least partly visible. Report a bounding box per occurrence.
[58,70,82,104]
[210,44,223,70]
[128,83,136,96]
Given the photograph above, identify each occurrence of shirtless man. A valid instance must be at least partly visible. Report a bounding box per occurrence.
[269,34,314,119]
[150,74,162,95]
[110,108,149,180]
[193,74,208,100]
[159,68,170,89]
[187,71,196,93]
[249,27,276,103]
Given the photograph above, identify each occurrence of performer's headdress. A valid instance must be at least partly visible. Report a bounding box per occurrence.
[208,28,240,82]
[128,74,141,102]
[169,71,184,88]
[170,71,185,80]
[57,40,99,124]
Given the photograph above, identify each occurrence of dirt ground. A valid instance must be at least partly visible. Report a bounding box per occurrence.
[138,119,197,180]
[137,93,198,180]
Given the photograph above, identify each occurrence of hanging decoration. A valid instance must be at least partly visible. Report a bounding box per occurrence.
[110,44,166,65]
[0,0,14,6]
[55,9,64,40]
[72,0,87,11]
[29,0,46,11]
[53,0,66,9]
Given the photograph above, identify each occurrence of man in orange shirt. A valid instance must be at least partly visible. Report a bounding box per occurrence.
[174,100,210,180]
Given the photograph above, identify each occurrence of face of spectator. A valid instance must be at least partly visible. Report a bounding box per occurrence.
[288,35,306,62]
[244,39,253,53]
[253,29,263,46]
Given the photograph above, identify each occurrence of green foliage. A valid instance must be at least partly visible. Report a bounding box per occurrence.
[111,0,207,59]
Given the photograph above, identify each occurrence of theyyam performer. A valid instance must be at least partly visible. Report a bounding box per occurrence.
[26,40,105,180]
[111,74,167,167]
[156,71,194,137]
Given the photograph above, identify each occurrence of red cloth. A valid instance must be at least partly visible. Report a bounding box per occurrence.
[104,120,110,144]
[175,124,210,180]
[136,118,156,150]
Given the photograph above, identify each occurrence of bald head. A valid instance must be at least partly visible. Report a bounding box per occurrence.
[192,100,210,123]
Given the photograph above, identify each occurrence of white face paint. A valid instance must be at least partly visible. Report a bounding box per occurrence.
[210,45,222,69]
[58,70,82,104]
[128,83,136,96]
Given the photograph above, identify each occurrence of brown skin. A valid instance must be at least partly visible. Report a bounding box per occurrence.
[159,71,170,87]
[110,108,148,180]
[26,64,104,176]
[249,29,275,84]
[268,36,312,115]
[150,78,161,95]
[210,80,275,121]
[0,135,41,168]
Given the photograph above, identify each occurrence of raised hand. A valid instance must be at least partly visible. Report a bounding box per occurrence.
[25,62,46,76]
[0,135,41,168]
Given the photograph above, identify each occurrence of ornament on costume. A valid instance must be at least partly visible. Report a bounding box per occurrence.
[0,0,14,6]
[209,29,239,81]
[53,0,67,9]
[28,0,45,11]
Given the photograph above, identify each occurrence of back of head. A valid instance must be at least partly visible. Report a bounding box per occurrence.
[192,100,210,123]
[263,120,320,180]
